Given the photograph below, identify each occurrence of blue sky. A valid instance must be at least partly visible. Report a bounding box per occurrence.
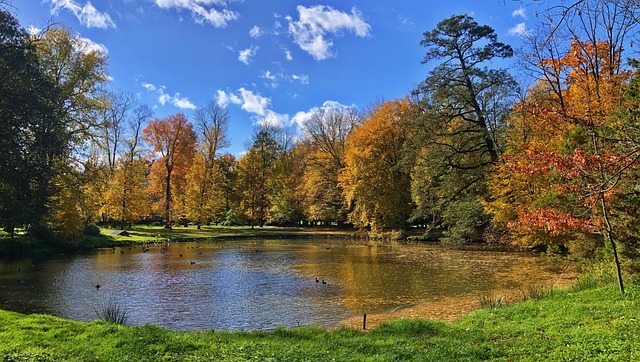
[12,0,540,155]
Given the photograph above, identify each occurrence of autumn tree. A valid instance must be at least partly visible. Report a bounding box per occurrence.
[411,14,518,242]
[489,0,640,293]
[299,108,359,225]
[339,99,416,230]
[102,104,153,228]
[490,39,636,293]
[30,25,110,237]
[143,113,196,228]
[32,25,109,151]
[185,101,230,228]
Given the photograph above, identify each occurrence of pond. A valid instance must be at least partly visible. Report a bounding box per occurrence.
[0,239,574,331]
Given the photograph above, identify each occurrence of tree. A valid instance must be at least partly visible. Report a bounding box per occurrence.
[32,25,109,151]
[216,153,239,215]
[411,14,518,242]
[0,8,66,237]
[143,114,196,228]
[491,39,635,293]
[339,99,415,230]
[99,91,136,173]
[299,108,359,225]
[185,101,230,228]
[103,159,150,228]
[237,125,283,227]
[101,103,152,228]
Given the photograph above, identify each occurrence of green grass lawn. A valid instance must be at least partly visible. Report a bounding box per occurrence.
[0,225,356,257]
[0,283,637,361]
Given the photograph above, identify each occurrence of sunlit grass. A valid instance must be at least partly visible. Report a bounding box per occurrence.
[0,283,638,361]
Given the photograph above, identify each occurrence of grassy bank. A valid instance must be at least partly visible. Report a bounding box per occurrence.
[0,225,357,257]
[0,283,637,361]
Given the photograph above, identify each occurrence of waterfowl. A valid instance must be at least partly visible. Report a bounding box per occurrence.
[322,280,327,285]
[315,278,319,283]
[96,284,101,289]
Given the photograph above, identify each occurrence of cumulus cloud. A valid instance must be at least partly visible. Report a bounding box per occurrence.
[249,25,263,38]
[512,7,527,19]
[291,100,353,129]
[49,0,116,28]
[238,46,259,64]
[216,88,290,127]
[142,82,197,110]
[508,22,529,37]
[154,0,240,27]
[287,5,371,60]
[76,36,109,54]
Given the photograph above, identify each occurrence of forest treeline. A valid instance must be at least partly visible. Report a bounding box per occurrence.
[2,1,640,287]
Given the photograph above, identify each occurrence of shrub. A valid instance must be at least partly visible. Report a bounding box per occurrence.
[221,209,242,226]
[83,223,101,236]
[28,222,56,241]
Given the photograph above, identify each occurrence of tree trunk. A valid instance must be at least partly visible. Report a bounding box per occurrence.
[601,194,624,294]
[165,164,173,229]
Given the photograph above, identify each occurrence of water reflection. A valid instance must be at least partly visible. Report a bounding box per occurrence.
[0,240,572,331]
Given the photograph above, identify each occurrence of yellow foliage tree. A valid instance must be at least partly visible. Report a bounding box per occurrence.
[339,99,416,230]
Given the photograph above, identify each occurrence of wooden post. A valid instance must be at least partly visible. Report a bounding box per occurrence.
[363,313,367,330]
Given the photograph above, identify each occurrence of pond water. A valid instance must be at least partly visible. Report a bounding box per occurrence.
[0,239,573,331]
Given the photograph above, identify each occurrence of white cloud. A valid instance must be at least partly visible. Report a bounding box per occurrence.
[154,0,239,27]
[291,74,309,85]
[261,70,277,81]
[291,100,353,129]
[284,48,293,61]
[31,25,108,55]
[49,0,116,28]
[287,5,371,60]
[216,88,290,127]
[76,36,109,54]
[508,22,529,37]
[249,25,263,38]
[142,82,197,110]
[512,7,527,19]
[27,26,42,36]
[238,46,258,64]
[141,82,157,91]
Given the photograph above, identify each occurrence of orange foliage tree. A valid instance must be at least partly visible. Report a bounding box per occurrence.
[143,113,196,228]
[339,99,416,230]
[487,39,637,293]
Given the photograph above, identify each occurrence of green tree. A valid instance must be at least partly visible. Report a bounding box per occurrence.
[237,125,283,227]
[411,14,517,242]
[0,8,66,237]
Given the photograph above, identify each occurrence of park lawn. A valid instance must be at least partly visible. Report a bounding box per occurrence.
[0,283,638,361]
[0,225,356,257]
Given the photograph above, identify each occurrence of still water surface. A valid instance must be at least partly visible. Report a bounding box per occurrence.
[0,239,570,331]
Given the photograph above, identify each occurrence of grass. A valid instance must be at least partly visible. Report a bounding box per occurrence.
[0,224,357,257]
[0,283,638,361]
[94,300,129,325]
